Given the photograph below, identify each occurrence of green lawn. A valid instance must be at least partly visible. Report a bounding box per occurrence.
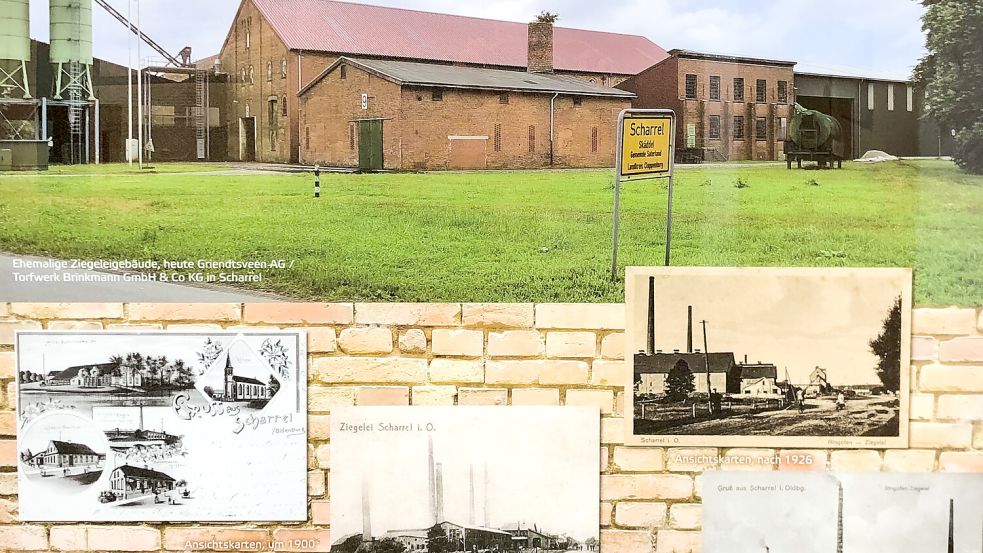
[1,160,980,305]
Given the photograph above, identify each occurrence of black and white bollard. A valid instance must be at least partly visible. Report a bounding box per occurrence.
[314,164,321,198]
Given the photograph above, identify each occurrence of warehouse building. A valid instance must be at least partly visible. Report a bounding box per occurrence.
[794,71,955,158]
[298,57,633,170]
[619,48,954,162]
[617,49,796,162]
[216,0,667,164]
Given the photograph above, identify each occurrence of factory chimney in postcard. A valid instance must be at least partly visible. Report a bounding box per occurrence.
[427,436,437,525]
[361,475,372,542]
[948,498,954,553]
[646,276,656,354]
[836,481,843,553]
[469,464,476,525]
[435,462,445,523]
[687,306,694,353]
[483,464,490,528]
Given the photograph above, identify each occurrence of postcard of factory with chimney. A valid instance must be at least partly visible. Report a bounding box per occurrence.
[625,267,913,448]
[702,471,983,553]
[330,406,600,553]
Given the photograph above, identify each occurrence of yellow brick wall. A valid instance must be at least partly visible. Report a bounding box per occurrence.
[0,302,980,552]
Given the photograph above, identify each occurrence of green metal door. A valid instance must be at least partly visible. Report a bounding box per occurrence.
[358,119,383,171]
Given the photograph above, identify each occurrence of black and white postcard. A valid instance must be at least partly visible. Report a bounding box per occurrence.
[625,267,912,448]
[703,471,983,553]
[330,407,600,553]
[15,330,308,521]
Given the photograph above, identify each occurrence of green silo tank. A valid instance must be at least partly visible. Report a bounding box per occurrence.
[0,0,32,98]
[0,0,31,62]
[49,0,94,65]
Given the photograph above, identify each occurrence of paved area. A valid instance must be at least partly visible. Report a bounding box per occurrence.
[1,253,284,302]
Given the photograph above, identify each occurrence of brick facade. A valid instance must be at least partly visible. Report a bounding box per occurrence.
[0,302,981,552]
[217,0,636,166]
[218,0,335,163]
[299,62,630,170]
[618,52,795,162]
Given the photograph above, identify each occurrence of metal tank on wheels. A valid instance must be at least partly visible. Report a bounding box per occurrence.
[784,103,846,169]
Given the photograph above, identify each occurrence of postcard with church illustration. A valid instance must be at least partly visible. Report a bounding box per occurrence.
[14,330,308,521]
[624,267,912,448]
[329,407,600,553]
[702,471,983,553]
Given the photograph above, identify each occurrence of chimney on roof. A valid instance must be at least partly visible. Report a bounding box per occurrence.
[528,13,556,73]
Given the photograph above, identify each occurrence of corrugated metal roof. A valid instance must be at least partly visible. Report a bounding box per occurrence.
[312,56,636,97]
[250,0,668,75]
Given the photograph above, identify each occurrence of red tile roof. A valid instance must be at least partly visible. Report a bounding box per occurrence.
[250,0,668,75]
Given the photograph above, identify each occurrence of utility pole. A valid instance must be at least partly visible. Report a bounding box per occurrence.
[701,320,712,416]
[136,0,143,168]
[126,0,133,165]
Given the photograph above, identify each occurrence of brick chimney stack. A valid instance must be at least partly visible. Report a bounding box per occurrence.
[527,19,554,73]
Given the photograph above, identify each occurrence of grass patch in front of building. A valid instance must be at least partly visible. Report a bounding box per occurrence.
[0,159,979,305]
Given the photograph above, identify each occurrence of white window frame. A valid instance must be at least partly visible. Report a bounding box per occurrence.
[906,85,914,112]
[867,83,875,111]
[887,84,895,111]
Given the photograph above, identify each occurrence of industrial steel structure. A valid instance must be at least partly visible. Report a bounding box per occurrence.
[0,0,99,168]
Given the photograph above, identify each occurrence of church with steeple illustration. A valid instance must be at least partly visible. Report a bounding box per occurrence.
[222,355,277,402]
[200,354,280,406]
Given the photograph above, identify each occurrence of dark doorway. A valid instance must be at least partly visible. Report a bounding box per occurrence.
[240,117,256,162]
[797,96,855,159]
[357,119,383,171]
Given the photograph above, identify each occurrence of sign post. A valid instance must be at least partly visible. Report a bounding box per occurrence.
[611,109,676,280]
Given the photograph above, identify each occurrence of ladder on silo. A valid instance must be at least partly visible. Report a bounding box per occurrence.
[67,60,86,164]
[194,69,206,159]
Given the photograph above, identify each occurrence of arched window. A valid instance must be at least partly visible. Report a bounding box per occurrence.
[267,61,273,82]
[248,65,255,84]
[281,58,288,79]
[281,95,288,117]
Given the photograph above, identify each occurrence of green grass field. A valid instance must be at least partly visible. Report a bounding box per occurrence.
[1,160,980,305]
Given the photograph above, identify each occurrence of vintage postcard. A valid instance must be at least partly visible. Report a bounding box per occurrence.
[625,267,912,448]
[15,330,308,521]
[329,406,600,553]
[702,471,983,553]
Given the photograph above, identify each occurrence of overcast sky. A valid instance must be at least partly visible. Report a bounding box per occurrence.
[627,268,911,385]
[26,0,925,79]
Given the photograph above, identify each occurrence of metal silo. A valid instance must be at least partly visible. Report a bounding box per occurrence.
[49,0,96,101]
[0,0,32,98]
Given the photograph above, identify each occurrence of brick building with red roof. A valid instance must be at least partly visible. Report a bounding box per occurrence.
[216,0,668,166]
